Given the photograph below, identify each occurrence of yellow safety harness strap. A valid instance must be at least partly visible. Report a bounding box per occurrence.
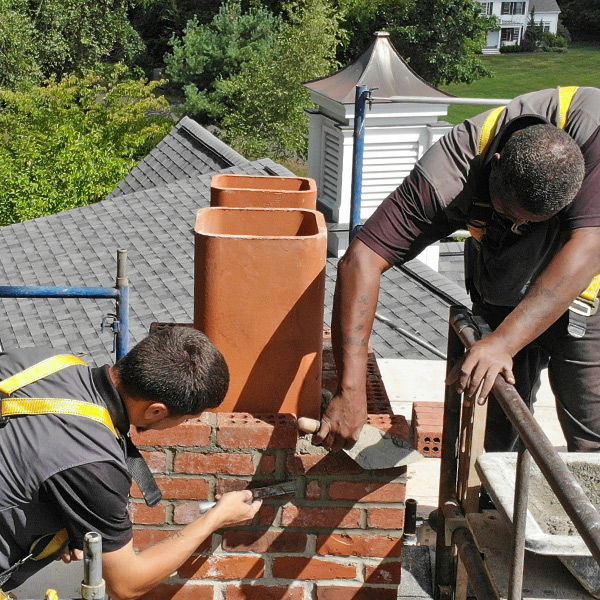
[477,105,506,156]
[558,85,579,130]
[0,355,87,396]
[1,398,120,438]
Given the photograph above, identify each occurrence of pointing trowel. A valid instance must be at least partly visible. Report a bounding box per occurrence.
[297,417,423,470]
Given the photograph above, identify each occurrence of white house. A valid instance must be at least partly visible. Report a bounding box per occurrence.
[481,0,561,53]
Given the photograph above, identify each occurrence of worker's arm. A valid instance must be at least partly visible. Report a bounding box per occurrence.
[314,239,392,451]
[448,226,600,402]
[101,490,261,600]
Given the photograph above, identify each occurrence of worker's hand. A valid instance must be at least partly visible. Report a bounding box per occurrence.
[446,337,515,404]
[313,391,367,451]
[56,546,84,563]
[206,490,262,529]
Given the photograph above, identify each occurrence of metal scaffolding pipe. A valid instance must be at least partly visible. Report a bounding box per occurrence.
[371,95,512,106]
[453,312,600,565]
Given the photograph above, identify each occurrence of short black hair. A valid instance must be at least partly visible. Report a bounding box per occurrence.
[495,124,585,216]
[115,326,229,415]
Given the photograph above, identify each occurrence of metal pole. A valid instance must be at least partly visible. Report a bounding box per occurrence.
[350,85,369,242]
[81,532,105,600]
[115,249,129,360]
[371,95,512,106]
[454,317,600,564]
[508,442,530,600]
[434,306,468,599]
[0,286,119,299]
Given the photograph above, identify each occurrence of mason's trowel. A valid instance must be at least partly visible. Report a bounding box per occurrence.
[297,417,423,470]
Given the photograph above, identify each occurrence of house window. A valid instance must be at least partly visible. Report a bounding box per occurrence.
[501,2,525,15]
[501,27,520,42]
[542,21,551,32]
[480,2,493,15]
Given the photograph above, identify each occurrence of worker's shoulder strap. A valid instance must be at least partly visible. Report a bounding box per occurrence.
[0,354,86,395]
[0,354,120,438]
[477,85,580,156]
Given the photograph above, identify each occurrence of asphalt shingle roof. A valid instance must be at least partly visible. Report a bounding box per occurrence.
[0,118,470,366]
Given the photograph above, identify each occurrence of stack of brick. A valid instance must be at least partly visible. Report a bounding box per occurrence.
[131,333,410,600]
[411,401,444,458]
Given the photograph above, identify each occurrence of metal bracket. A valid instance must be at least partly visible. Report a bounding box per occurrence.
[445,514,469,547]
[100,313,121,352]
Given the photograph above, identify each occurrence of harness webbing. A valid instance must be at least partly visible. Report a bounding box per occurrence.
[0,355,120,438]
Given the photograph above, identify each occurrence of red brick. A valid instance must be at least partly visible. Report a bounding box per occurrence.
[286,453,363,475]
[281,506,361,529]
[173,502,203,524]
[130,502,167,525]
[175,452,255,475]
[367,508,405,530]
[272,557,356,580]
[316,533,402,557]
[226,584,305,600]
[222,530,307,553]
[132,415,212,447]
[316,586,399,600]
[306,480,322,500]
[179,555,265,579]
[217,413,297,449]
[257,504,278,526]
[411,402,443,458]
[328,481,406,503]
[258,454,277,474]
[366,414,411,440]
[133,529,212,553]
[139,582,214,600]
[216,478,251,495]
[156,477,211,500]
[141,450,168,473]
[365,561,403,584]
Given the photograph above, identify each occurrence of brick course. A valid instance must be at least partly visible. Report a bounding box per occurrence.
[135,345,408,600]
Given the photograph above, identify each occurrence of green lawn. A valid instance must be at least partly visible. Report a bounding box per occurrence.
[440,44,600,124]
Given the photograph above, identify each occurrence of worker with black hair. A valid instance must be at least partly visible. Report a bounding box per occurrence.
[0,326,262,599]
[317,86,600,455]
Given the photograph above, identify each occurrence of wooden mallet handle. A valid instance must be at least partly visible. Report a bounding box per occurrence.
[297,417,321,434]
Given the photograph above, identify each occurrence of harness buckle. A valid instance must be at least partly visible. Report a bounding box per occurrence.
[569,297,599,317]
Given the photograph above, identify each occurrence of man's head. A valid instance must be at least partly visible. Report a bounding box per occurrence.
[113,326,229,427]
[489,124,585,223]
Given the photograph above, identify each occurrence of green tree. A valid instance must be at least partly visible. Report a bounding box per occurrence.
[0,0,42,89]
[165,0,282,122]
[338,0,492,86]
[557,0,600,41]
[214,0,341,160]
[0,65,173,225]
[0,0,144,88]
[397,0,492,86]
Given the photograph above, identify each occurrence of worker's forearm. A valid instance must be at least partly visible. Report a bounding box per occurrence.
[492,227,600,355]
[105,511,222,600]
[331,240,391,395]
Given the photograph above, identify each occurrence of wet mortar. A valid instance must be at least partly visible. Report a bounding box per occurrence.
[528,461,600,536]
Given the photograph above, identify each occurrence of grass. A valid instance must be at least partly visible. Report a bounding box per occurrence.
[439,43,600,124]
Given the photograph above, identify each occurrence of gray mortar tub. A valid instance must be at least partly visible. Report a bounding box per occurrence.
[477,452,600,598]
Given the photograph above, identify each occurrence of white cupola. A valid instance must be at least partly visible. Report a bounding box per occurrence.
[304,31,453,256]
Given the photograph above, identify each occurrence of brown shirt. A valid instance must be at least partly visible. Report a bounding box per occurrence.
[357,87,600,306]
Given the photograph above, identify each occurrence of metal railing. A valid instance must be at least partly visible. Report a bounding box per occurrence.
[0,250,129,360]
[434,306,600,599]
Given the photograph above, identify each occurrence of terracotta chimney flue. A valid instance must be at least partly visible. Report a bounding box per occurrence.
[194,206,327,418]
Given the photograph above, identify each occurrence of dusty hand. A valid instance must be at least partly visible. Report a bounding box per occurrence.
[207,490,262,528]
[446,337,515,404]
[312,392,367,452]
[56,546,84,563]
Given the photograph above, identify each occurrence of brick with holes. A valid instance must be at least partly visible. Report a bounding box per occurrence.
[411,401,443,458]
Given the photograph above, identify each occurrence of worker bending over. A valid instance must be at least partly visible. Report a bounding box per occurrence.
[0,326,261,599]
[318,86,600,454]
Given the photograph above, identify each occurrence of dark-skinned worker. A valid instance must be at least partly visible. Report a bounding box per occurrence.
[0,326,262,600]
[316,86,600,455]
